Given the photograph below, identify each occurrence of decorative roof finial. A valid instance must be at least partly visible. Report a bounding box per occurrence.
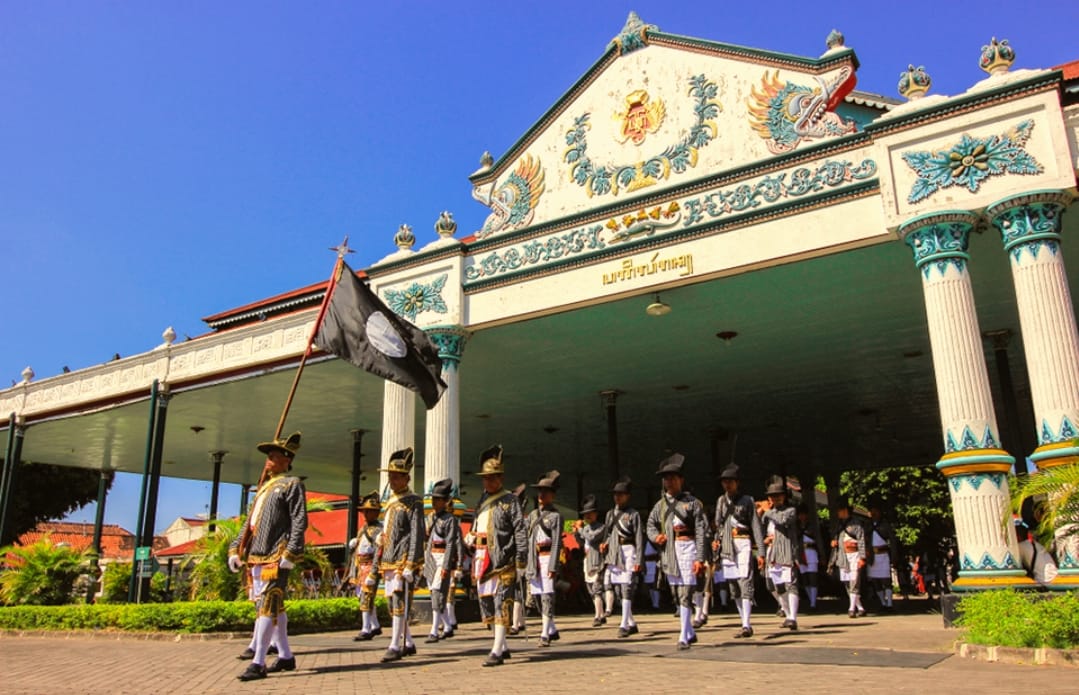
[898,64,932,100]
[162,326,176,346]
[435,211,457,239]
[479,151,493,170]
[20,366,34,384]
[979,37,1015,75]
[394,223,415,250]
[610,11,657,56]
[825,29,845,51]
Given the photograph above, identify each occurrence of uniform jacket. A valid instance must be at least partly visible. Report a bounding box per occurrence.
[574,521,606,574]
[646,491,708,581]
[830,516,867,571]
[761,504,801,567]
[474,487,528,579]
[423,509,462,585]
[230,473,307,565]
[714,492,765,561]
[378,490,425,573]
[603,506,645,570]
[526,505,564,579]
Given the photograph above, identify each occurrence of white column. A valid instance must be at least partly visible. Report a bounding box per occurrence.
[423,328,468,495]
[380,381,415,498]
[989,190,1079,574]
[898,210,1025,589]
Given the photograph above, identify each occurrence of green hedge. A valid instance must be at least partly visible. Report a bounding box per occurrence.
[957,590,1079,649]
[0,597,386,634]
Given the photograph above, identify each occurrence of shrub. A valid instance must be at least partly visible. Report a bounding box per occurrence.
[0,537,89,606]
[957,590,1079,649]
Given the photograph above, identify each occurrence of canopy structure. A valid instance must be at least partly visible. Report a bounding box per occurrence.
[3,18,1078,591]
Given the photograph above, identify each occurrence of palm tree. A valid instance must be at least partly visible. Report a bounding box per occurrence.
[1011,462,1079,554]
[0,535,89,606]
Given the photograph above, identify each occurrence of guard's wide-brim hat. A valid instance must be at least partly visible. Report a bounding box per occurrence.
[430,477,454,499]
[718,463,740,481]
[476,444,505,476]
[379,447,415,474]
[610,476,633,494]
[358,491,381,511]
[531,469,561,491]
[655,453,686,476]
[257,431,302,459]
[579,494,599,515]
[765,481,787,496]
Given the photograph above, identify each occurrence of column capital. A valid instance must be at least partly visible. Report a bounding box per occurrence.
[986,189,1073,260]
[425,326,470,371]
[897,210,979,277]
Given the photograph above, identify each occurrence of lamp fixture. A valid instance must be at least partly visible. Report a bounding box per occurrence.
[645,293,671,316]
[716,330,738,344]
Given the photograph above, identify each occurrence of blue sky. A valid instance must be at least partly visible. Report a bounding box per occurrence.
[2,1,1076,535]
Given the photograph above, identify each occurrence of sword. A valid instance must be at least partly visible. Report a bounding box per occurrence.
[401,572,413,651]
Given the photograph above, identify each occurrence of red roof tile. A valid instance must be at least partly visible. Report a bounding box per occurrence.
[16,522,165,562]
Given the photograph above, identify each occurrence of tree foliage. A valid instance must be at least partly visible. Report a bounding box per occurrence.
[1010,462,1079,549]
[0,464,110,546]
[0,536,89,605]
[840,465,954,556]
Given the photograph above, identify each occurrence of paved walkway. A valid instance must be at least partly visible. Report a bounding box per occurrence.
[3,604,1073,694]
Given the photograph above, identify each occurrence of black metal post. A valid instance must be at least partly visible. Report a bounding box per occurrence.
[136,391,169,601]
[208,451,225,533]
[601,390,621,483]
[984,330,1032,466]
[348,429,367,544]
[129,381,160,602]
[86,470,111,603]
[239,484,251,517]
[0,419,26,547]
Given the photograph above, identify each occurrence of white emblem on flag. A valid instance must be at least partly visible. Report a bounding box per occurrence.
[366,311,407,358]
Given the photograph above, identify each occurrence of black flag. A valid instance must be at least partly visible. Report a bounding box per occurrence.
[313,260,447,409]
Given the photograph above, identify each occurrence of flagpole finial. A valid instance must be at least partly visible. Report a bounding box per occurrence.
[330,236,355,258]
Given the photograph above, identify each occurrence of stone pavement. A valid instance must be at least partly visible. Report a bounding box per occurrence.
[3,605,1074,694]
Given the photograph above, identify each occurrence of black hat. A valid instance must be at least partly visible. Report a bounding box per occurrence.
[257,431,302,459]
[718,463,740,481]
[579,494,599,515]
[477,444,505,476]
[379,447,414,474]
[358,490,381,511]
[765,481,787,496]
[610,476,633,494]
[655,453,685,476]
[531,470,561,491]
[430,478,454,499]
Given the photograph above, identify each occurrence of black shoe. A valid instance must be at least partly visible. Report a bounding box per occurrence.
[692,618,704,629]
[267,644,279,655]
[539,636,551,647]
[780,619,794,629]
[688,634,698,644]
[508,626,520,635]
[426,634,440,644]
[266,656,295,673]
[849,611,857,619]
[734,627,753,639]
[353,631,373,642]
[788,620,798,631]
[402,644,417,657]
[238,664,266,681]
[483,652,504,667]
[237,647,255,660]
[370,626,383,637]
[776,609,785,617]
[677,641,690,650]
[548,630,560,641]
[626,624,639,635]
[502,649,512,659]
[440,629,455,639]
[380,648,402,663]
[592,617,604,627]
[856,609,866,618]
[449,623,458,630]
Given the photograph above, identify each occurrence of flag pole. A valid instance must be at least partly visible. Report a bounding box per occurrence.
[272,238,354,440]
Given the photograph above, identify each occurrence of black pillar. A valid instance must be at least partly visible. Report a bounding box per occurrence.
[240,484,251,517]
[131,385,169,603]
[86,470,111,603]
[601,390,621,484]
[984,329,1033,466]
[208,451,225,533]
[0,417,26,547]
[348,429,367,544]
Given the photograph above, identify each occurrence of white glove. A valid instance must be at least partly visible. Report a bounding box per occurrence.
[402,568,414,583]
[279,557,295,570]
[453,569,464,581]
[348,537,359,550]
[364,575,377,588]
[227,555,243,573]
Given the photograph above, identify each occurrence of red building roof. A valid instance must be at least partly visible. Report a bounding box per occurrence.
[16,522,165,562]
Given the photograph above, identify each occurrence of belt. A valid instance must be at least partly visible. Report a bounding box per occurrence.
[618,536,634,545]
[536,542,552,553]
[844,542,859,552]
[356,553,374,560]
[803,543,816,549]
[475,535,489,547]
[674,533,694,540]
[873,545,889,552]
[432,541,447,549]
[731,528,750,538]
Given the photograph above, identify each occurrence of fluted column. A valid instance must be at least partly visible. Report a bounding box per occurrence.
[380,381,415,498]
[898,210,1025,588]
[988,190,1079,574]
[424,328,469,495]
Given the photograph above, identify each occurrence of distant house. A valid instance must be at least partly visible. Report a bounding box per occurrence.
[16,521,166,563]
[161,516,209,547]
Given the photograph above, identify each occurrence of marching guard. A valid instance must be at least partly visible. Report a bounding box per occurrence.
[829,498,867,618]
[573,493,608,626]
[760,480,801,630]
[526,470,564,647]
[465,445,528,667]
[349,491,384,641]
[602,476,644,638]
[229,432,307,681]
[646,453,708,650]
[425,478,462,642]
[714,463,765,638]
[376,447,425,662]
